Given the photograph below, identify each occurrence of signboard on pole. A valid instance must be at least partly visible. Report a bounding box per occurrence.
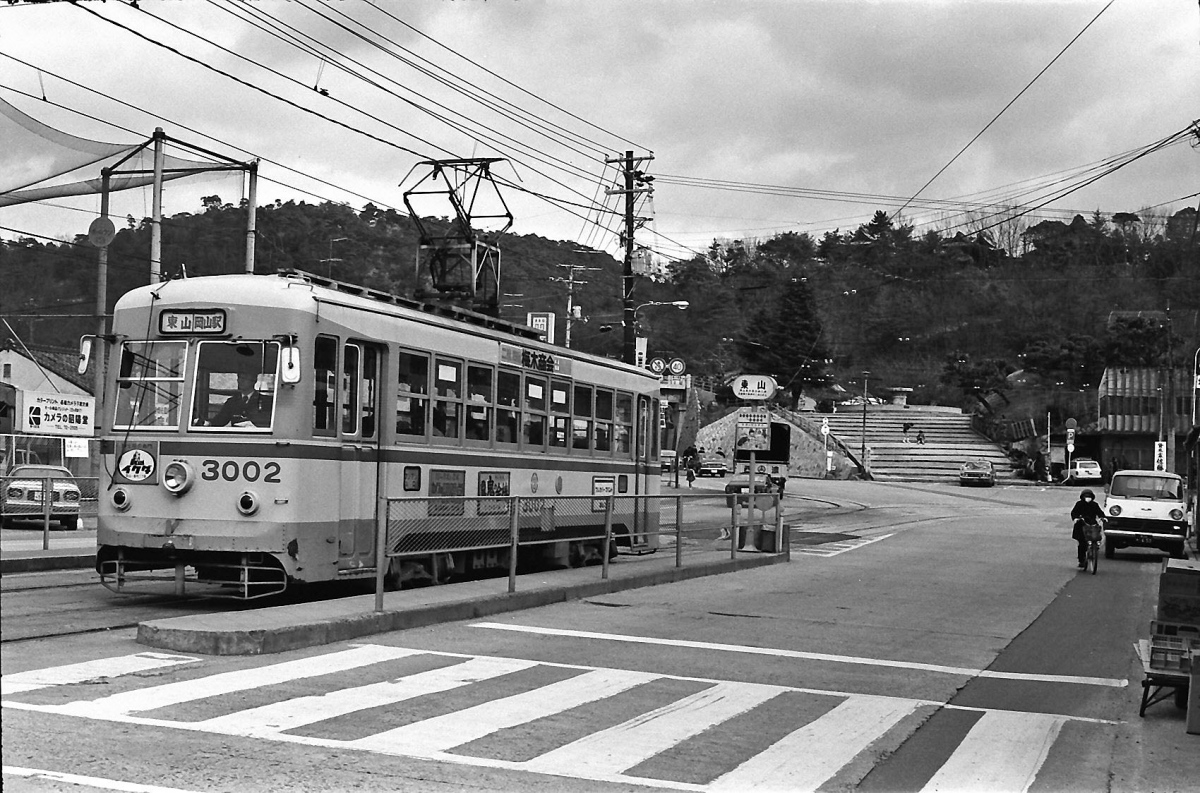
[1154,441,1168,471]
[1065,428,1075,453]
[525,312,555,344]
[17,391,95,438]
[736,406,770,451]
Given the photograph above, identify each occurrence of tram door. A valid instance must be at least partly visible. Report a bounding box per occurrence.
[338,341,381,570]
[630,395,655,550]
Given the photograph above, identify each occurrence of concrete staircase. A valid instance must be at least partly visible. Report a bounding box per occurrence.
[820,406,1018,484]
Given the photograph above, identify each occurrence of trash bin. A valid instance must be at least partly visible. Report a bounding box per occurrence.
[737,524,775,552]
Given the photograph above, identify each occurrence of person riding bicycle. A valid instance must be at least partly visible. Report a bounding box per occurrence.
[1071,488,1106,569]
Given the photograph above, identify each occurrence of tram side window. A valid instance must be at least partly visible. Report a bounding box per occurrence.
[615,393,633,455]
[523,375,547,448]
[594,388,613,453]
[341,344,360,435]
[572,384,593,450]
[359,345,378,439]
[114,341,187,430]
[191,341,279,432]
[433,358,462,439]
[313,336,338,436]
[465,365,493,442]
[396,351,429,439]
[496,370,520,445]
[549,380,570,449]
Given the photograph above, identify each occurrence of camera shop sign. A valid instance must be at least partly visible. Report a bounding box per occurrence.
[19,391,95,437]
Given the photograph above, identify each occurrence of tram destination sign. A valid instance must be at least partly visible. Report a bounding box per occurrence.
[159,309,227,335]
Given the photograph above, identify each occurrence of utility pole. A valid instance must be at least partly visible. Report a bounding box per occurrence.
[605,151,654,364]
[550,264,600,348]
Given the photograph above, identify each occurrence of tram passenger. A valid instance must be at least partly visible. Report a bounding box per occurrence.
[210,370,273,427]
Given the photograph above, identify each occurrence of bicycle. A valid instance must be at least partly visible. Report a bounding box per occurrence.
[1081,520,1103,575]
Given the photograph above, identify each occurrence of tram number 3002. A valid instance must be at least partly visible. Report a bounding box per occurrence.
[200,459,282,483]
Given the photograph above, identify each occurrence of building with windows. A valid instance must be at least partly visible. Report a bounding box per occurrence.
[1096,367,1195,474]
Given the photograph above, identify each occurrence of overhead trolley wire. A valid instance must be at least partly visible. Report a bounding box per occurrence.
[357,0,645,152]
[890,0,1117,222]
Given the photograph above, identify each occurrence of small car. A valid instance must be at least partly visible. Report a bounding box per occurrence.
[1064,458,1103,484]
[958,459,996,487]
[660,450,677,474]
[2,464,82,530]
[1103,470,1189,559]
[697,456,729,477]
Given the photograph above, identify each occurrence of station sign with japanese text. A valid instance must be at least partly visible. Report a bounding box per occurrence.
[732,374,777,401]
[159,309,226,335]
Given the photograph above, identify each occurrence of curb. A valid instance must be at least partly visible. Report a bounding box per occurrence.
[1,554,95,574]
[137,553,789,656]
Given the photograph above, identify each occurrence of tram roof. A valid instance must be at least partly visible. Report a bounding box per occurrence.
[113,270,657,379]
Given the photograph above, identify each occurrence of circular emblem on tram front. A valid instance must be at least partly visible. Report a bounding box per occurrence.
[530,473,539,494]
[117,448,156,482]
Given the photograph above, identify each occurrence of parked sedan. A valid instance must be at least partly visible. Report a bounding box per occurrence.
[2,464,81,530]
[1064,458,1103,484]
[958,459,996,487]
[697,456,729,477]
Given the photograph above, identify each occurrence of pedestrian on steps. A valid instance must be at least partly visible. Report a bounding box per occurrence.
[916,429,926,445]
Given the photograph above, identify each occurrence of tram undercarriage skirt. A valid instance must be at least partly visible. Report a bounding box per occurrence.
[97,548,287,599]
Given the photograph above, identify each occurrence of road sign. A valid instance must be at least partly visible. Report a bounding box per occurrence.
[648,357,667,375]
[733,374,777,401]
[1066,428,1075,453]
[666,358,686,376]
[820,417,829,436]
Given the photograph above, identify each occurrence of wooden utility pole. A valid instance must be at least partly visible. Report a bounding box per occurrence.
[550,264,600,348]
[605,151,653,364]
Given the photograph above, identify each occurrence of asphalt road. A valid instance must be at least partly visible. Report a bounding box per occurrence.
[2,478,1195,792]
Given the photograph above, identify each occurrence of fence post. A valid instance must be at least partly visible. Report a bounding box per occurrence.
[508,496,520,593]
[41,476,51,550]
[729,497,738,560]
[374,498,389,613]
[675,494,683,568]
[776,494,789,559]
[601,495,614,580]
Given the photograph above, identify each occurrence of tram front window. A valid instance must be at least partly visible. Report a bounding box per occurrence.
[192,341,279,431]
[114,341,187,430]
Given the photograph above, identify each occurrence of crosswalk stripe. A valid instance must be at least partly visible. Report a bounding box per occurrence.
[52,644,415,718]
[919,710,1064,793]
[195,655,538,737]
[352,667,660,755]
[524,681,786,778]
[708,695,921,791]
[1,653,197,696]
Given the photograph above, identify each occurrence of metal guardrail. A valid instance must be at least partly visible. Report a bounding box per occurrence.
[374,492,788,611]
[1,475,99,550]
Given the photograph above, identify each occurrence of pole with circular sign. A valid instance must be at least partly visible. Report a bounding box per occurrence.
[733,375,777,553]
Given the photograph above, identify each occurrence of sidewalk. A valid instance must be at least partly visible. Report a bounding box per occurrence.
[136,546,788,656]
[0,525,96,574]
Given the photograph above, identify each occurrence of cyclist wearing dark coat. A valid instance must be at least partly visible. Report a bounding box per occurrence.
[1071,488,1106,569]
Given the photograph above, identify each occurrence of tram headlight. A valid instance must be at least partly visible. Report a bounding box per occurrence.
[111,487,131,512]
[236,490,259,516]
[162,461,195,496]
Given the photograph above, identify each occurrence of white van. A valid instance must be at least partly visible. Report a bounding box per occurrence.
[1103,470,1189,559]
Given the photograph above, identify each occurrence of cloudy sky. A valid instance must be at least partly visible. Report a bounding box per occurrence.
[1,0,1197,263]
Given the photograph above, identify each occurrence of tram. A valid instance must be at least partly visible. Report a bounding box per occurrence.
[86,270,662,597]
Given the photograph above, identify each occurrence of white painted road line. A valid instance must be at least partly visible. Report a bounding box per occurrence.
[52,644,417,718]
[525,681,786,778]
[198,654,537,738]
[708,695,921,792]
[354,666,658,755]
[471,623,1129,688]
[1,652,198,696]
[920,710,1064,793]
[3,766,206,793]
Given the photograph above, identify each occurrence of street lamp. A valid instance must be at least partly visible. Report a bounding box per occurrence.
[321,236,347,277]
[861,371,870,461]
[634,300,689,316]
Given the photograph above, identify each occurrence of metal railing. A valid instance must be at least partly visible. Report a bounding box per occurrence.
[1,475,99,550]
[374,491,789,610]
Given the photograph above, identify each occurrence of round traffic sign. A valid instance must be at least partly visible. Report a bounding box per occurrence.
[648,357,667,374]
[667,358,686,376]
[87,216,116,248]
